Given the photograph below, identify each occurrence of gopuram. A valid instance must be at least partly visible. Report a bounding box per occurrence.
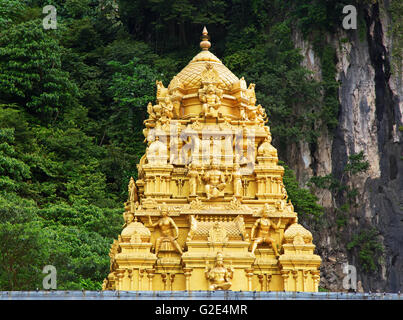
[103,28,321,292]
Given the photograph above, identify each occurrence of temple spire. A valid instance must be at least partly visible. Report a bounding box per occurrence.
[200,26,211,51]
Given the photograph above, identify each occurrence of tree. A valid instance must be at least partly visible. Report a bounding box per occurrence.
[0,20,79,122]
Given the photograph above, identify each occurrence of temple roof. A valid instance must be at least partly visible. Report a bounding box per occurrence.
[168,27,239,90]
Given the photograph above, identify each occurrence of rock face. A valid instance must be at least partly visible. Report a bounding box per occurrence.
[288,1,402,292]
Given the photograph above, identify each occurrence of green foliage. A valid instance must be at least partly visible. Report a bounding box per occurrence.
[284,1,345,131]
[0,195,47,290]
[224,20,322,149]
[388,0,403,76]
[343,151,370,175]
[309,151,369,231]
[309,152,369,209]
[0,128,31,192]
[0,20,79,121]
[347,228,384,273]
[281,162,323,219]
[0,0,26,31]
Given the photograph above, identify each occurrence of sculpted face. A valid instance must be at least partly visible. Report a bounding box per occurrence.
[127,213,134,223]
[207,84,215,94]
[262,205,270,218]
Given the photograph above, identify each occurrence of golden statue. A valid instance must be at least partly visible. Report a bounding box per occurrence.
[146,136,168,165]
[203,162,227,199]
[205,252,234,290]
[148,203,183,256]
[187,162,201,196]
[232,162,243,198]
[199,82,222,118]
[104,27,321,292]
[250,204,281,256]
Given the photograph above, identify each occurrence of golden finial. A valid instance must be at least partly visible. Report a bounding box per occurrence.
[200,26,211,51]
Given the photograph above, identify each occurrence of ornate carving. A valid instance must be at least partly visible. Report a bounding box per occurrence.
[146,136,168,165]
[198,64,223,118]
[187,162,201,196]
[208,222,228,243]
[226,196,242,210]
[202,162,227,199]
[250,204,281,256]
[189,197,204,210]
[147,203,183,256]
[232,162,243,198]
[201,63,220,84]
[104,28,321,292]
[187,214,198,241]
[233,215,248,241]
[156,80,169,99]
[199,83,222,118]
[205,252,233,290]
[257,135,277,157]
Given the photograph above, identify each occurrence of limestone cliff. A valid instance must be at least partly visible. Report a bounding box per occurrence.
[287,1,402,292]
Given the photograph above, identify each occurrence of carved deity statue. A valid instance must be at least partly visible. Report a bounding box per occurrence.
[205,252,234,290]
[160,96,174,119]
[250,204,281,256]
[146,136,168,165]
[184,133,201,163]
[156,80,169,99]
[122,210,135,229]
[128,177,138,204]
[199,83,222,118]
[187,162,201,196]
[246,83,256,106]
[202,162,227,199]
[148,203,183,256]
[144,91,174,131]
[257,135,277,157]
[232,162,243,198]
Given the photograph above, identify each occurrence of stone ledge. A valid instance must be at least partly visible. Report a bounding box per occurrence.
[0,291,401,300]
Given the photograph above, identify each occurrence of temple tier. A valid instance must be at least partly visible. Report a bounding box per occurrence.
[103,28,321,292]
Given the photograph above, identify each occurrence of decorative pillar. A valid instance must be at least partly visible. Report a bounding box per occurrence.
[266,274,272,291]
[292,270,298,291]
[139,269,145,290]
[245,268,254,291]
[312,271,320,292]
[128,269,134,290]
[281,270,290,291]
[156,175,161,194]
[258,274,264,291]
[183,268,192,291]
[116,270,125,291]
[161,273,168,290]
[176,178,184,196]
[303,270,309,292]
[257,178,264,195]
[146,269,155,290]
[242,178,249,197]
[170,274,175,291]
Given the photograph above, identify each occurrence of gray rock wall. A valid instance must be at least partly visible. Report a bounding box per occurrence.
[288,1,402,292]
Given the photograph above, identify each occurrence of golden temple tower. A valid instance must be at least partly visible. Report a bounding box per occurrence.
[103,28,321,292]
